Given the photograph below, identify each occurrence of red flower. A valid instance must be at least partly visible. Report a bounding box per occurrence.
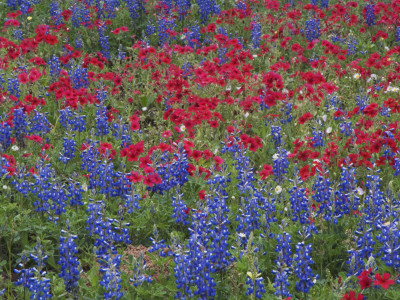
[206,23,216,33]
[298,112,313,124]
[259,164,273,179]
[341,290,364,300]
[299,165,311,181]
[213,156,223,165]
[374,273,395,290]
[44,34,58,45]
[25,135,43,144]
[358,269,372,290]
[127,171,142,183]
[199,190,205,200]
[363,103,379,118]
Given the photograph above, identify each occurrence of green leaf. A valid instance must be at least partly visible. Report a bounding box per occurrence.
[140,94,156,108]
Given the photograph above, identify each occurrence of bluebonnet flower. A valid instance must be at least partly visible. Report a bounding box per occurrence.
[14,254,35,290]
[245,239,266,299]
[95,105,109,137]
[146,20,156,36]
[181,62,193,77]
[339,121,353,136]
[347,36,358,55]
[0,121,12,150]
[175,0,191,20]
[380,105,390,117]
[271,125,282,148]
[171,186,190,226]
[160,0,173,14]
[312,129,324,147]
[288,173,312,226]
[71,1,91,27]
[89,161,129,198]
[236,190,264,247]
[280,102,293,124]
[75,33,84,48]
[218,47,228,64]
[331,33,345,44]
[102,0,121,19]
[246,275,265,299]
[130,251,152,287]
[394,158,400,176]
[67,181,84,207]
[111,121,131,147]
[124,0,146,20]
[50,1,63,25]
[186,25,201,49]
[29,163,54,213]
[196,0,219,23]
[188,210,216,298]
[173,210,216,298]
[173,247,193,298]
[304,18,320,41]
[59,134,77,164]
[87,201,117,257]
[364,173,384,227]
[293,242,318,293]
[151,146,189,194]
[48,182,69,223]
[272,147,290,184]
[235,0,246,13]
[206,175,232,272]
[123,183,141,214]
[157,17,176,46]
[365,2,376,27]
[12,108,28,145]
[109,206,132,244]
[356,91,369,111]
[80,140,99,172]
[99,254,123,300]
[8,75,20,98]
[234,147,256,194]
[71,4,83,28]
[251,17,261,49]
[273,228,292,298]
[0,156,11,178]
[59,107,87,132]
[325,94,340,112]
[19,0,39,15]
[148,225,168,255]
[28,110,51,136]
[6,0,18,9]
[376,223,400,269]
[86,200,105,237]
[337,166,360,217]
[260,185,277,237]
[396,26,400,42]
[347,224,375,276]
[0,72,5,89]
[69,64,89,89]
[27,241,52,300]
[14,29,23,40]
[58,227,80,296]
[98,24,111,60]
[10,166,31,197]
[117,45,126,60]
[48,55,61,81]
[320,0,329,9]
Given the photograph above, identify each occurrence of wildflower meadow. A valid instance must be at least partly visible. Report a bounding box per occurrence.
[1,0,400,299]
